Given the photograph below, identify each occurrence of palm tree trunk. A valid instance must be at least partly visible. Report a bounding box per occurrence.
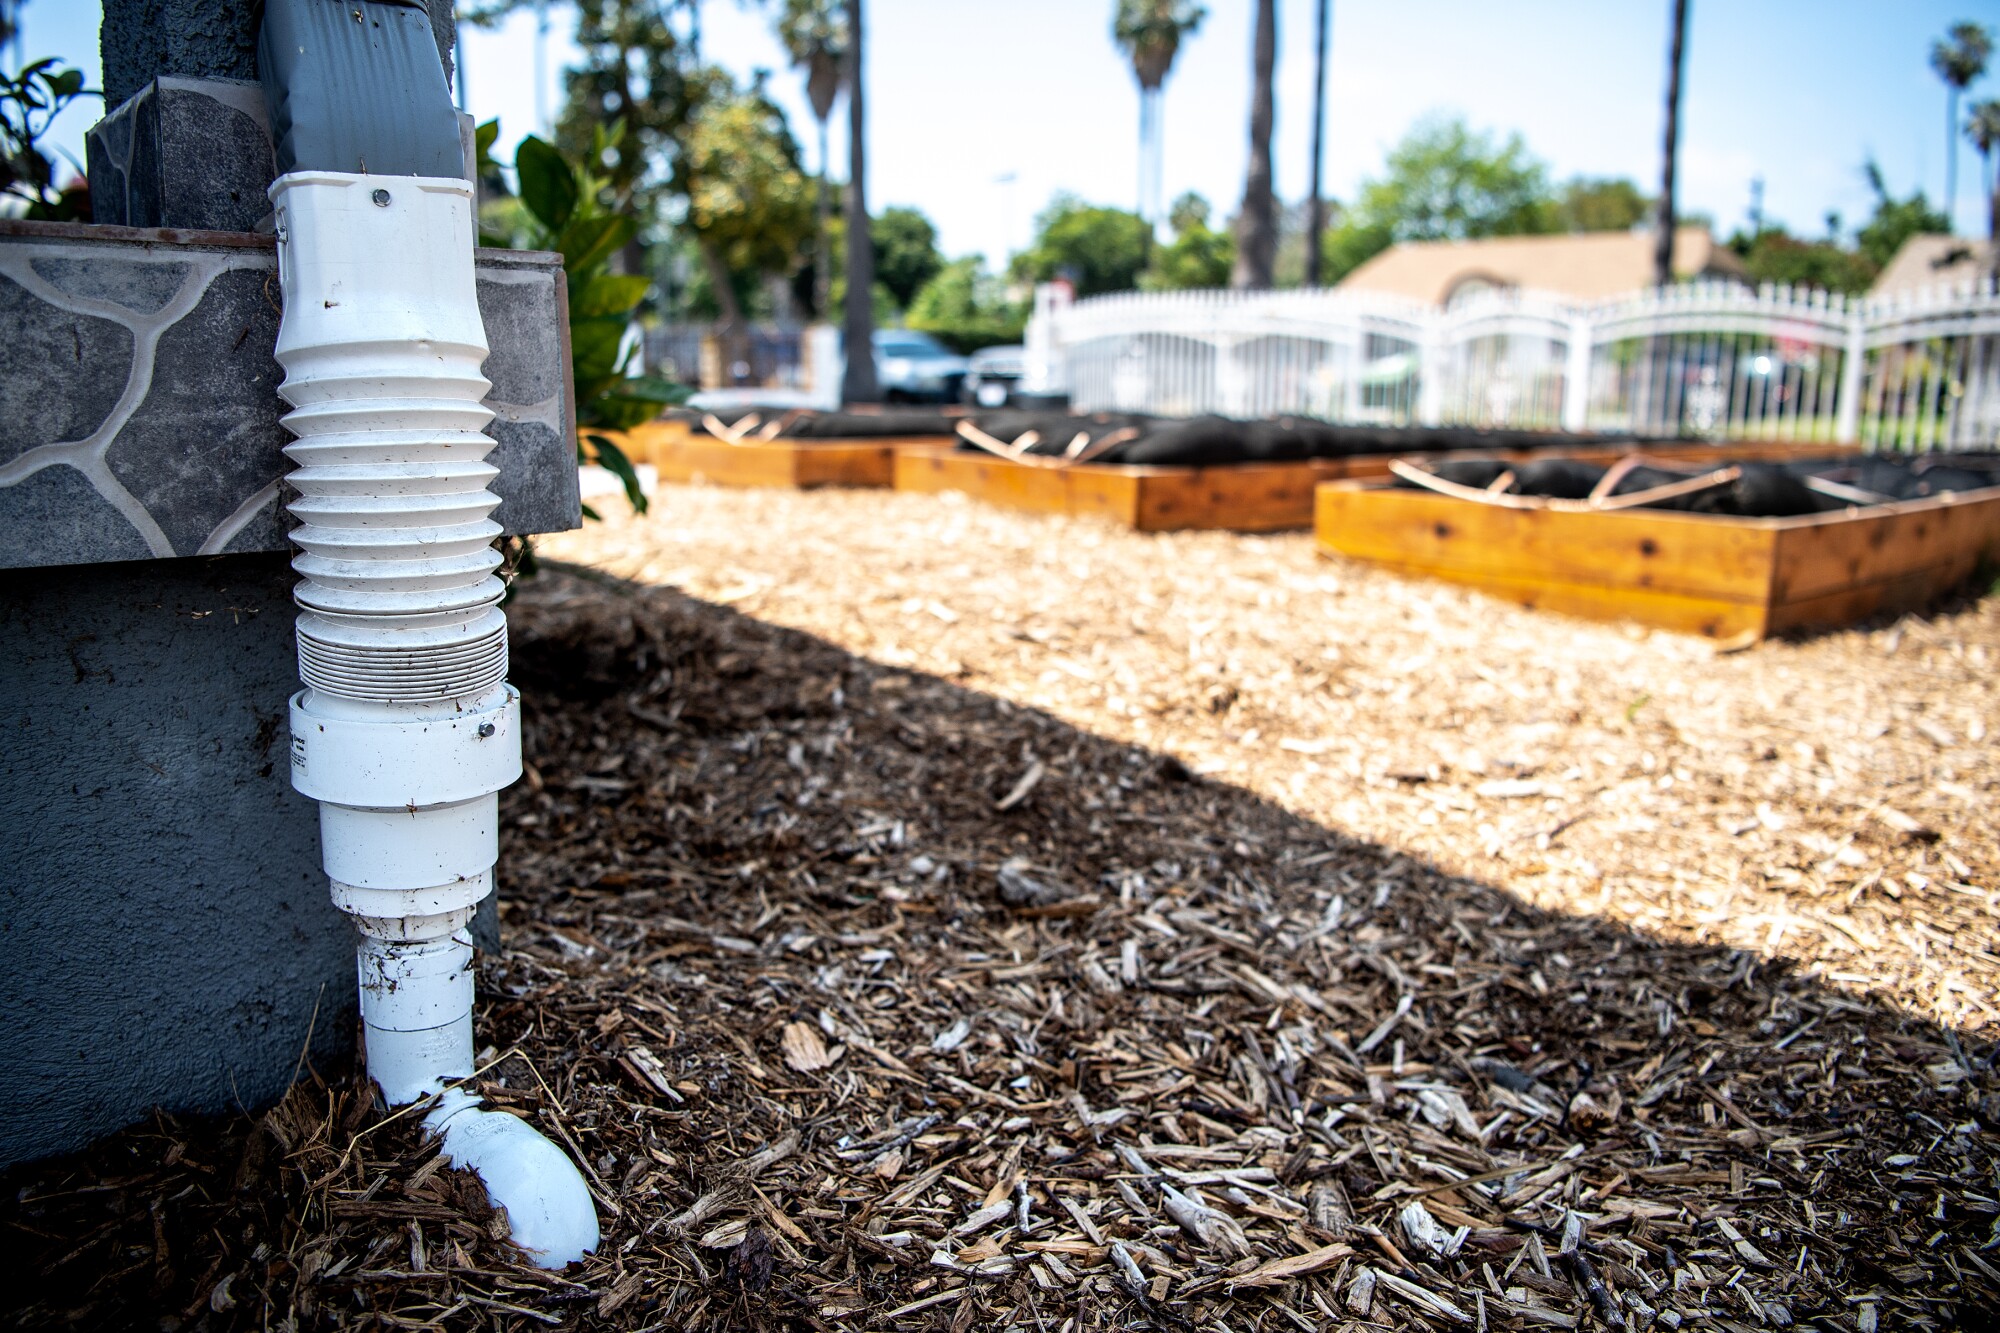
[815,113,832,320]
[1231,0,1277,290]
[1652,0,1688,290]
[841,0,878,402]
[1144,89,1160,223]
[1304,0,1330,287]
[1988,149,1998,243]
[1947,89,1961,225]
[1137,87,1150,222]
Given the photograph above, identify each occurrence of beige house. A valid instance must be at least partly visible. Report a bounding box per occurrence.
[1869,234,1996,298]
[1337,226,1745,306]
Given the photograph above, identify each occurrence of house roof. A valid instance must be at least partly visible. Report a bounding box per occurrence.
[1337,226,1744,305]
[1869,234,1996,298]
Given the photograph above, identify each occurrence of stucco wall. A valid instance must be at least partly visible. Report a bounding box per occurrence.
[0,554,346,1163]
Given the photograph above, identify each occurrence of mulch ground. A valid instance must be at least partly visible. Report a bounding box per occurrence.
[6,483,2000,1332]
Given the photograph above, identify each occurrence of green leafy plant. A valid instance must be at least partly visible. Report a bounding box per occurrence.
[1,58,94,221]
[479,119,683,517]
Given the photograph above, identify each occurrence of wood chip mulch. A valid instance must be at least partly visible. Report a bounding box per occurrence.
[6,484,2000,1332]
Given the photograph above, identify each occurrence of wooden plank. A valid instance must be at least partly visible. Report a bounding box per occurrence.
[1132,461,1344,532]
[1766,555,1990,635]
[1769,487,2000,602]
[638,435,923,489]
[894,446,1340,532]
[1314,482,1779,603]
[894,446,1138,522]
[1328,553,1770,640]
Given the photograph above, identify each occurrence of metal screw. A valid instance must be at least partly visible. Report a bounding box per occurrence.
[477,722,496,738]
[371,188,392,207]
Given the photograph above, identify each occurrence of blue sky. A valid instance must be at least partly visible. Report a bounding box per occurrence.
[20,0,2000,265]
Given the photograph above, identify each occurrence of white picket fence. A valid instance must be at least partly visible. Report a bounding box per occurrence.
[1024,278,2000,450]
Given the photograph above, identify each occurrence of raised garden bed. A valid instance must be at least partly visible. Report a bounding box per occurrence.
[626,430,920,490]
[894,445,1350,531]
[895,438,1860,534]
[1314,473,2000,640]
[612,413,955,490]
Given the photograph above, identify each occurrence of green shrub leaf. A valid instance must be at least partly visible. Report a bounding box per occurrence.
[514,136,577,231]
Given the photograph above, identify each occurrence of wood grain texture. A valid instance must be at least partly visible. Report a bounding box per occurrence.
[1315,484,1778,602]
[1315,479,2000,640]
[614,432,928,489]
[892,446,1342,532]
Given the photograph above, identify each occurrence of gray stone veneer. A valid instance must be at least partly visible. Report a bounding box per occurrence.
[0,220,579,571]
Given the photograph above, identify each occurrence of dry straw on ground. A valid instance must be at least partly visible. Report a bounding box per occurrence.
[6,483,1998,1331]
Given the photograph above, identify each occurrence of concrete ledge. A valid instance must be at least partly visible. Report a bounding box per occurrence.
[0,220,581,571]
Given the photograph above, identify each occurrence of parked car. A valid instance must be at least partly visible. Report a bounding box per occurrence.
[962,344,1027,407]
[871,330,967,403]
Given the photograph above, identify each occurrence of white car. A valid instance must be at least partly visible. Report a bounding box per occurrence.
[962,345,1027,407]
[871,330,968,403]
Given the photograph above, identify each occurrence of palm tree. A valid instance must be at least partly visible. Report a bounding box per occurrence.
[1230,0,1276,289]
[1932,22,1993,226]
[1304,0,1331,286]
[1969,98,2000,243]
[840,0,877,402]
[1651,0,1689,290]
[1112,1,1206,228]
[774,0,845,318]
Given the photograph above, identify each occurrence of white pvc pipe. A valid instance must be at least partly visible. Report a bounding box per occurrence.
[273,169,598,1269]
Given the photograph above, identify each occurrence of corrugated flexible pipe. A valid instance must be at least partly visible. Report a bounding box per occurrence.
[263,0,596,1269]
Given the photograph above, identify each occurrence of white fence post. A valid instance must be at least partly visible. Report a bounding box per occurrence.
[1834,304,1866,444]
[1416,330,1443,427]
[1561,315,1592,433]
[1025,282,1071,396]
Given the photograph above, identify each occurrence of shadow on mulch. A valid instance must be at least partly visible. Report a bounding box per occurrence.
[5,564,1998,1332]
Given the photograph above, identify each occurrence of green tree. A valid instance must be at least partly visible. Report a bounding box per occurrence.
[1931,20,1993,224]
[680,77,816,352]
[1856,160,1951,270]
[1011,193,1154,296]
[821,210,940,319]
[906,257,1027,353]
[1728,228,1876,295]
[1318,116,1559,282]
[468,0,703,283]
[1112,0,1206,223]
[1557,177,1650,232]
[1142,192,1234,289]
[871,205,944,309]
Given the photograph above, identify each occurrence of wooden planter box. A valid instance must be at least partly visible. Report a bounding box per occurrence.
[892,441,1857,535]
[610,423,950,490]
[1314,479,2000,640]
[894,445,1352,532]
